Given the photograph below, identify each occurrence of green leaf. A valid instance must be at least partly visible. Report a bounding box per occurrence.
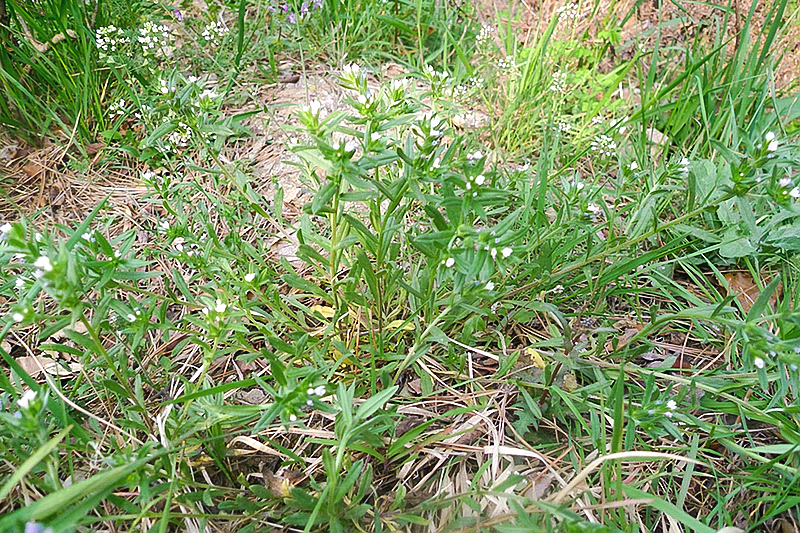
[311,181,338,214]
[746,273,781,322]
[355,386,398,422]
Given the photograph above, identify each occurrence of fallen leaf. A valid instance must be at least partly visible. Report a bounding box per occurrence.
[17,355,49,377]
[84,142,105,155]
[23,162,44,178]
[310,304,335,318]
[386,319,414,331]
[723,271,779,315]
[524,347,546,370]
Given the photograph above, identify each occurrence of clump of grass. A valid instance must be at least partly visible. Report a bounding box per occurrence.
[3,0,800,531]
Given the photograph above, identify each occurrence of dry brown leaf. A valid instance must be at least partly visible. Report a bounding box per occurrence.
[22,162,44,178]
[16,355,49,377]
[724,271,779,315]
[84,142,105,155]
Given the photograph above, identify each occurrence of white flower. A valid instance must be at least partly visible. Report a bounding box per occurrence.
[444,257,455,268]
[389,78,406,92]
[765,131,776,142]
[33,255,53,273]
[768,139,779,152]
[666,400,677,410]
[357,94,368,105]
[1,222,12,234]
[214,299,227,313]
[792,364,798,372]
[314,385,326,396]
[501,247,512,258]
[127,314,136,322]
[490,248,498,258]
[11,312,24,322]
[779,177,792,188]
[466,150,483,161]
[18,389,36,409]
[289,414,297,422]
[343,63,360,76]
[629,161,639,171]
[244,273,256,282]
[791,187,800,199]
[549,71,567,93]
[199,89,218,100]
[754,357,765,369]
[485,281,495,291]
[474,174,486,186]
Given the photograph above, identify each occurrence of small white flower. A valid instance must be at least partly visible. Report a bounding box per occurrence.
[15,278,24,288]
[357,94,368,105]
[244,273,257,282]
[1,223,12,234]
[792,364,798,372]
[466,150,483,161]
[485,281,495,291]
[501,247,512,258]
[665,411,673,418]
[490,248,498,258]
[307,387,315,395]
[768,139,779,152]
[127,314,136,322]
[17,389,36,409]
[314,385,326,396]
[343,63,361,76]
[11,312,24,322]
[306,399,314,406]
[289,414,297,422]
[629,161,639,171]
[444,257,455,268]
[33,255,53,273]
[549,71,567,93]
[780,177,793,188]
[791,187,800,199]
[214,300,227,313]
[765,131,776,142]
[370,132,382,142]
[474,174,486,186]
[666,400,677,410]
[754,357,765,369]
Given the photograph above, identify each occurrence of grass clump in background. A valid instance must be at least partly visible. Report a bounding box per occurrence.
[2,0,800,531]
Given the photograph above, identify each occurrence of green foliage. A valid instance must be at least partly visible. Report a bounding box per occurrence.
[2,0,800,531]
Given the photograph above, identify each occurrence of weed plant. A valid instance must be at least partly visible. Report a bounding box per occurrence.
[2,0,800,532]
